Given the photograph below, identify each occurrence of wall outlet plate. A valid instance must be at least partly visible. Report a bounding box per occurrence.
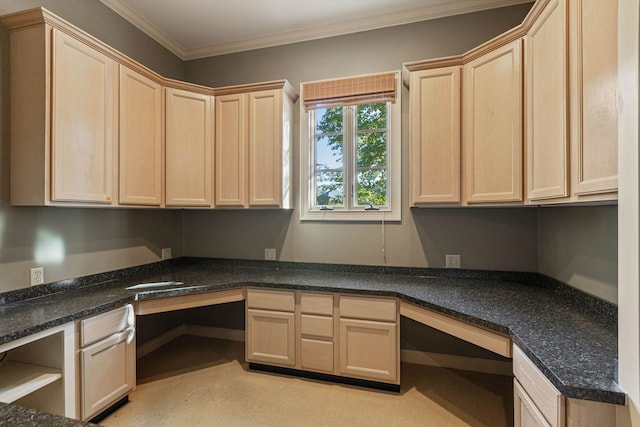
[161,248,172,260]
[30,267,44,286]
[445,254,461,269]
[264,248,276,261]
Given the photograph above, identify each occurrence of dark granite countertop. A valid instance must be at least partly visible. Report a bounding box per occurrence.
[0,257,623,417]
[0,402,96,426]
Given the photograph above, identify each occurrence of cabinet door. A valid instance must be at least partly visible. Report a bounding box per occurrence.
[119,66,163,206]
[249,89,283,207]
[338,318,398,383]
[51,30,117,204]
[514,379,553,427]
[463,39,523,204]
[80,328,135,420]
[165,88,213,207]
[409,67,461,205]
[526,0,569,201]
[215,93,248,207]
[246,309,295,367]
[570,0,618,196]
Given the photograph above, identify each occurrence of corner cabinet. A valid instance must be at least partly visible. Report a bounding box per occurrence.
[463,39,524,205]
[215,82,296,209]
[165,87,214,207]
[409,67,461,206]
[246,288,399,386]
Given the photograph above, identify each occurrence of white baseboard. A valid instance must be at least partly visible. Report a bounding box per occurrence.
[401,349,512,376]
[136,325,512,376]
[184,324,245,342]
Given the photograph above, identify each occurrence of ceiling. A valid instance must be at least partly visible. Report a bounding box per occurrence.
[99,0,531,60]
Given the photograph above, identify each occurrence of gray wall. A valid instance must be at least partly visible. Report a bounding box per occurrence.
[183,4,540,271]
[538,205,618,303]
[0,0,184,293]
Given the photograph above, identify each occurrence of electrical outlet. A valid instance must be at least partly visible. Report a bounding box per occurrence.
[445,254,461,269]
[161,247,172,260]
[264,248,276,261]
[30,267,44,286]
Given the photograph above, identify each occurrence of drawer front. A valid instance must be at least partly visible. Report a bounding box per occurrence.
[81,304,133,347]
[513,345,564,427]
[339,295,397,322]
[300,292,333,315]
[300,338,334,373]
[301,314,333,339]
[246,288,295,312]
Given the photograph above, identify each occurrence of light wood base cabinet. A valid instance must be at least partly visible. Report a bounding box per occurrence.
[513,345,615,427]
[246,309,296,367]
[79,305,135,421]
[338,318,398,383]
[246,289,399,385]
[0,323,76,418]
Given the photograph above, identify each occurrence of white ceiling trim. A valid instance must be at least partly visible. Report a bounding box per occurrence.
[101,0,532,61]
[100,0,187,58]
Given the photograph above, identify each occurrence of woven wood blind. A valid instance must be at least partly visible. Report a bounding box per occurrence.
[302,72,397,110]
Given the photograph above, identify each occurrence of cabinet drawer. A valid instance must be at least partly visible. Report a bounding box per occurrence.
[301,314,333,339]
[300,292,333,315]
[80,305,133,347]
[246,288,295,312]
[339,296,396,322]
[300,338,334,373]
[513,345,564,427]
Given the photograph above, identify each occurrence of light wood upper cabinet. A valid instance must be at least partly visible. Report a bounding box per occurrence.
[119,66,163,206]
[51,30,118,204]
[569,0,618,197]
[463,39,523,204]
[7,20,119,206]
[409,67,461,205]
[214,83,295,209]
[215,93,248,207]
[526,0,569,201]
[165,87,213,207]
[249,89,283,207]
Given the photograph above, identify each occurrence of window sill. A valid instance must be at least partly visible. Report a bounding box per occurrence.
[300,210,400,222]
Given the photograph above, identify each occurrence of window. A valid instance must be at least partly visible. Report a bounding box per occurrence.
[300,72,401,221]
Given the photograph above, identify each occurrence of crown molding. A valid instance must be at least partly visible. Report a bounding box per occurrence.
[100,0,186,59]
[101,0,533,61]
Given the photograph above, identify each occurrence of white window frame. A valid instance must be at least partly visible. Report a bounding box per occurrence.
[299,71,402,222]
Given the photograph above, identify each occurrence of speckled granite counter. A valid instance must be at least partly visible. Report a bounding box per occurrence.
[0,402,96,426]
[0,257,623,415]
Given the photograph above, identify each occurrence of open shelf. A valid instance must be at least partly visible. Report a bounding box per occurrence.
[0,360,62,403]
